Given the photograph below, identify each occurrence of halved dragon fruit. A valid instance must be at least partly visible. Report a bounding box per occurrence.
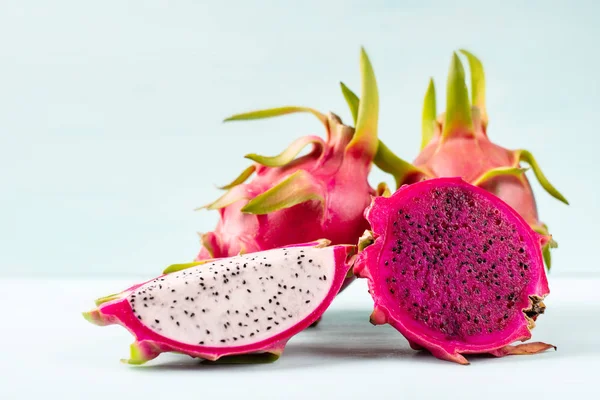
[84,241,354,364]
[341,50,568,269]
[354,178,555,365]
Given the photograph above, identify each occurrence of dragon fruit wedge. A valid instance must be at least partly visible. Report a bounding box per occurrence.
[83,240,354,364]
[354,177,555,365]
[341,50,568,269]
[195,48,385,289]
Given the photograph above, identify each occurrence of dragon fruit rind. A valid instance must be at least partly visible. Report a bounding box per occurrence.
[355,178,554,365]
[196,49,385,290]
[84,240,354,364]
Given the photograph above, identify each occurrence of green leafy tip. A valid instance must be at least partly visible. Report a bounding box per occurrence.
[241,170,323,215]
[339,81,424,188]
[472,166,528,186]
[459,49,487,124]
[375,141,428,189]
[245,136,324,167]
[198,187,248,211]
[358,230,375,252]
[421,78,437,149]
[376,182,391,197]
[443,52,474,139]
[340,81,359,124]
[163,260,212,274]
[346,47,379,161]
[516,150,569,205]
[217,166,255,190]
[82,309,109,326]
[224,106,327,128]
[120,343,151,365]
[94,293,121,306]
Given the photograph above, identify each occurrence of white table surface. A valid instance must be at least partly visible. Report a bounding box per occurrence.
[1,276,598,399]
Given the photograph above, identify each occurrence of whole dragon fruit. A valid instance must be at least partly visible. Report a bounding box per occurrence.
[355,177,554,365]
[195,48,385,280]
[84,240,354,364]
[341,51,568,269]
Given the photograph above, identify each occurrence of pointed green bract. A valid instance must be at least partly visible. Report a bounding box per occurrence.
[121,343,149,365]
[200,233,215,258]
[459,49,487,124]
[472,166,528,186]
[375,141,428,189]
[532,223,557,271]
[376,182,391,197]
[241,170,323,215]
[346,48,379,161]
[338,82,412,183]
[94,293,121,306]
[443,53,474,139]
[224,106,327,127]
[542,244,552,270]
[340,81,360,124]
[163,260,214,274]
[82,309,109,326]
[358,230,375,252]
[516,150,569,205]
[199,188,249,211]
[245,136,324,167]
[421,78,437,149]
[218,166,255,190]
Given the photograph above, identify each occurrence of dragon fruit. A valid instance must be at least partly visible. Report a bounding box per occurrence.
[83,240,354,364]
[195,48,384,287]
[341,50,568,269]
[354,177,555,365]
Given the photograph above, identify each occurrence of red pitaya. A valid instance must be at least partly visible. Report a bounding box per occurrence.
[83,240,355,364]
[194,49,385,294]
[355,177,555,365]
[341,50,568,269]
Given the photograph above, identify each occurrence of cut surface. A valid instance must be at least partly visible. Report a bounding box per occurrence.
[380,184,538,344]
[129,247,335,347]
[357,178,550,360]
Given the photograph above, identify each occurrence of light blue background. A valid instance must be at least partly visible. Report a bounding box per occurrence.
[1,0,597,277]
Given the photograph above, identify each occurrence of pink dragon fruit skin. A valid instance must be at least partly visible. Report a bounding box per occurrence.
[84,240,354,364]
[341,50,568,269]
[195,48,383,274]
[355,177,554,365]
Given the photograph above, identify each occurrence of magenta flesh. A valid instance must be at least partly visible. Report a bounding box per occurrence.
[356,177,553,364]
